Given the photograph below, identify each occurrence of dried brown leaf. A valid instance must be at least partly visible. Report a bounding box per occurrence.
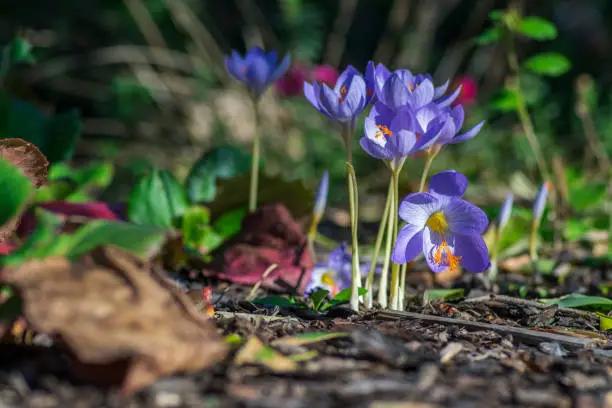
[0,138,49,188]
[2,247,228,394]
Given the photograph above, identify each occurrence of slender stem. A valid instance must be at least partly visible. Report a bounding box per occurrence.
[389,169,401,310]
[419,149,437,192]
[346,162,361,311]
[249,99,262,212]
[488,228,502,283]
[398,263,407,310]
[377,176,396,309]
[307,214,321,262]
[365,180,393,308]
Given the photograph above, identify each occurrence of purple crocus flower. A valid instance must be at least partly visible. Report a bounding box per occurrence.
[304,65,369,125]
[533,181,551,224]
[498,192,514,231]
[313,170,329,219]
[391,170,490,273]
[225,47,291,98]
[434,104,485,145]
[360,102,454,169]
[305,242,373,296]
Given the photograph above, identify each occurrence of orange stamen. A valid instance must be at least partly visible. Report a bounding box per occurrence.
[339,84,348,102]
[375,125,393,139]
[201,287,215,318]
[432,236,462,271]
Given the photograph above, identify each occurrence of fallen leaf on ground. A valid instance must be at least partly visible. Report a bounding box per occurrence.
[234,336,298,373]
[272,332,349,347]
[0,138,49,188]
[201,204,314,292]
[1,247,228,394]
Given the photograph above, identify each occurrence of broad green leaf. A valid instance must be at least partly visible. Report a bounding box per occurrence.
[37,161,115,202]
[320,287,367,311]
[518,17,558,41]
[541,294,612,312]
[0,93,82,163]
[45,220,166,260]
[490,88,518,112]
[272,332,349,347]
[563,218,592,242]
[208,172,315,219]
[251,296,299,308]
[523,52,571,77]
[185,146,252,203]
[128,169,189,228]
[475,27,501,45]
[212,207,247,240]
[0,156,34,226]
[598,313,612,331]
[182,206,211,247]
[309,288,330,311]
[425,288,465,302]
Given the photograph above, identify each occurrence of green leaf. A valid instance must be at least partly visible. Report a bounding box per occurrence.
[320,287,367,311]
[598,313,612,331]
[272,332,349,347]
[251,296,299,308]
[425,288,465,302]
[563,219,592,242]
[518,17,558,41]
[212,207,247,240]
[488,10,504,21]
[128,169,189,228]
[208,172,315,219]
[46,220,166,260]
[568,183,606,211]
[1,36,35,78]
[37,161,115,202]
[541,294,612,312]
[490,87,518,112]
[185,146,252,203]
[523,52,571,77]
[0,156,34,226]
[0,93,82,163]
[309,288,330,311]
[475,27,501,45]
[182,206,224,251]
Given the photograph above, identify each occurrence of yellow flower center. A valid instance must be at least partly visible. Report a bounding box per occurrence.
[425,211,462,271]
[320,271,338,296]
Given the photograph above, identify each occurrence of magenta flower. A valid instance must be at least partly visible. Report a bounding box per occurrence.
[391,170,490,273]
[312,64,339,88]
[452,75,478,107]
[276,64,310,97]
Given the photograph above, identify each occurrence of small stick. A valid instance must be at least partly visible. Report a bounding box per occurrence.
[462,294,593,316]
[246,264,278,301]
[376,310,607,349]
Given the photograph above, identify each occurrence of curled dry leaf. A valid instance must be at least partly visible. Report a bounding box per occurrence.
[0,138,49,188]
[0,138,49,242]
[2,247,228,394]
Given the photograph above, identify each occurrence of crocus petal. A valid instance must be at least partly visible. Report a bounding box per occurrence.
[327,242,349,272]
[314,170,329,217]
[414,116,454,151]
[334,65,360,93]
[411,79,434,108]
[389,109,418,155]
[455,234,491,273]
[380,73,411,110]
[391,224,424,264]
[533,181,551,222]
[318,84,341,120]
[364,115,386,147]
[498,193,514,231]
[225,55,247,82]
[374,64,391,93]
[428,170,468,198]
[423,229,450,273]
[364,61,376,99]
[450,104,465,130]
[450,120,485,144]
[345,75,367,114]
[245,57,272,95]
[445,198,489,235]
[270,54,291,82]
[436,85,462,108]
[360,137,393,160]
[397,192,440,227]
[415,104,440,133]
[304,82,320,109]
[434,80,450,99]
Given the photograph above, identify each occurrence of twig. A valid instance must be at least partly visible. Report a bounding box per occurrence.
[462,294,593,316]
[246,264,278,301]
[215,311,301,323]
[376,310,608,349]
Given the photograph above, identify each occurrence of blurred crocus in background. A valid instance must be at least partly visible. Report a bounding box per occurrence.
[276,63,339,97]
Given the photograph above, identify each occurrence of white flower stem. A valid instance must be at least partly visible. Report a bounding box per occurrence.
[249,98,262,212]
[346,162,362,311]
[388,169,401,310]
[365,180,393,308]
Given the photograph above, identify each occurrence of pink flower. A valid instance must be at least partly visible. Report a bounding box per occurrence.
[312,64,339,88]
[275,64,310,97]
[452,75,478,107]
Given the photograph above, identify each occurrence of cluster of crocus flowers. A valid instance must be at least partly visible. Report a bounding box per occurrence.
[226,45,491,312]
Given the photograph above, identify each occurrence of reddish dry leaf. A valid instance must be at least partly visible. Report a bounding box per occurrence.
[2,247,228,394]
[201,203,314,293]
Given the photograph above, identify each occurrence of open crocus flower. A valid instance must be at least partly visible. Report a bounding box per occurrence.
[225,47,291,98]
[305,243,372,296]
[360,102,454,170]
[304,65,369,126]
[433,104,485,146]
[391,170,490,273]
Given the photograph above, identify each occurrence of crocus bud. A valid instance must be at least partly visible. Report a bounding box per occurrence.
[313,170,329,219]
[533,181,551,225]
[498,192,514,231]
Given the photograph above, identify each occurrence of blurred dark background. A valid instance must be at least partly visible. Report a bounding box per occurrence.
[1,0,612,216]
